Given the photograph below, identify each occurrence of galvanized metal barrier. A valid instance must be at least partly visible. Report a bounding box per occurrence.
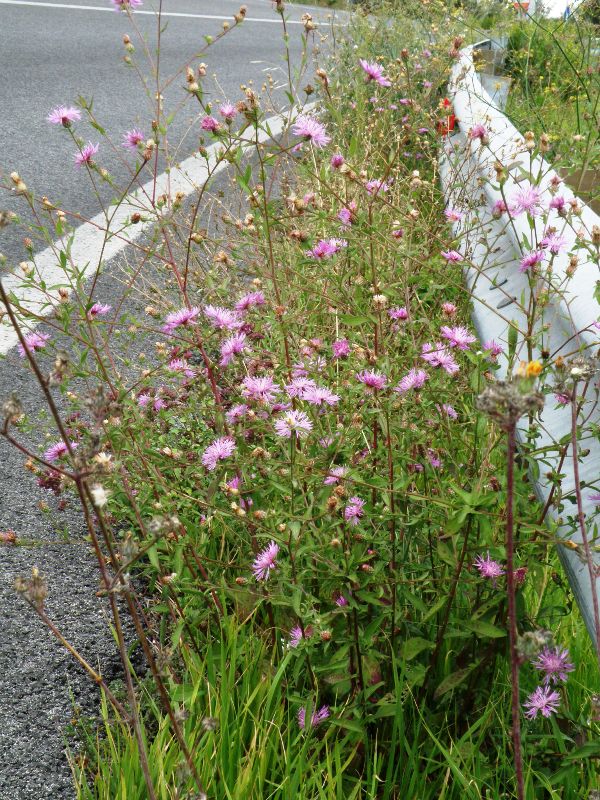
[439,41,600,642]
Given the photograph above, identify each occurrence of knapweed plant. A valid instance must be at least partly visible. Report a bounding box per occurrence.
[1,1,599,798]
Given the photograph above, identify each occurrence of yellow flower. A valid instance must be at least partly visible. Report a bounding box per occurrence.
[526,360,543,378]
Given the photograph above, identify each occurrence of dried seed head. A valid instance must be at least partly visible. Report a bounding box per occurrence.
[2,393,23,425]
[15,566,48,610]
[476,379,544,428]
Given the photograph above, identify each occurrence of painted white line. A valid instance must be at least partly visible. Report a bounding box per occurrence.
[0,0,307,24]
[0,112,294,354]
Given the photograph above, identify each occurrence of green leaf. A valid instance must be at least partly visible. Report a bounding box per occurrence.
[434,662,480,699]
[401,637,434,661]
[339,314,372,327]
[465,619,506,639]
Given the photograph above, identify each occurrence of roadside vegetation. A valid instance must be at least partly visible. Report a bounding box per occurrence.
[1,1,600,798]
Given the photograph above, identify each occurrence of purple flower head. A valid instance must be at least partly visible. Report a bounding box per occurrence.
[540,231,568,255]
[427,449,442,468]
[168,358,196,379]
[252,540,279,581]
[162,306,200,334]
[274,410,313,439]
[356,370,387,391]
[285,377,316,400]
[444,207,464,222]
[241,375,279,405]
[389,306,409,321]
[201,116,220,133]
[421,343,459,375]
[468,123,488,142]
[324,466,348,486]
[74,142,99,166]
[440,325,476,350]
[392,228,404,239]
[201,436,236,471]
[338,202,357,227]
[519,250,545,273]
[335,595,349,607]
[303,386,340,407]
[331,153,345,169]
[44,440,77,462]
[111,0,143,8]
[549,195,567,215]
[441,250,462,263]
[292,115,331,148]
[510,185,544,218]
[473,552,504,585]
[523,686,560,719]
[47,105,81,126]
[532,647,574,685]
[219,103,237,121]
[483,339,504,358]
[235,291,265,312]
[345,496,365,526]
[203,305,242,331]
[225,403,249,424]
[394,368,428,395]
[288,625,312,648]
[365,178,391,195]
[298,704,330,730]
[359,59,391,87]
[307,238,347,259]
[18,332,50,357]
[438,403,458,419]
[492,199,507,218]
[122,128,145,150]
[332,338,350,359]
[442,302,457,317]
[220,333,249,366]
[88,302,112,318]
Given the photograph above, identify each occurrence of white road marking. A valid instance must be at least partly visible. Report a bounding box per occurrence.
[0,0,308,23]
[0,112,294,354]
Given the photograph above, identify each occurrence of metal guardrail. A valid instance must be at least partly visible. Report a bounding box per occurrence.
[439,41,600,643]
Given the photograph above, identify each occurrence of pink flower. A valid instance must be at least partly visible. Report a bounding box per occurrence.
[540,231,568,255]
[391,228,404,239]
[225,403,249,423]
[440,325,476,350]
[111,0,143,8]
[519,250,545,273]
[388,306,408,321]
[303,386,340,407]
[492,199,507,218]
[88,302,111,318]
[510,185,544,217]
[307,238,347,259]
[442,302,457,317]
[122,128,145,150]
[44,440,77,462]
[332,339,350,359]
[220,333,249,366]
[345,496,366,526]
[523,686,560,719]
[324,466,347,485]
[468,123,488,142]
[365,178,391,195]
[47,105,81,126]
[356,370,387,391]
[444,207,464,222]
[168,359,196,379]
[483,340,504,358]
[235,291,265,312]
[438,403,458,419]
[331,153,345,169]
[338,202,357,227]
[421,343,459,375]
[394,368,428,394]
[274,410,313,439]
[285,378,316,399]
[288,625,312,648]
[219,104,237,121]
[549,195,567,215]
[203,305,242,330]
[441,250,462,263]
[335,595,349,607]
[292,115,331,148]
[17,332,50,357]
[427,449,442,468]
[532,647,574,685]
[359,59,391,87]
[298,704,330,730]
[590,491,600,505]
[162,306,200,333]
[252,541,279,581]
[201,116,220,133]
[201,436,236,471]
[74,142,99,166]
[241,375,279,404]
[473,552,504,585]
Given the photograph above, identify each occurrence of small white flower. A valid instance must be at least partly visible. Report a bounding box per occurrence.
[90,484,110,507]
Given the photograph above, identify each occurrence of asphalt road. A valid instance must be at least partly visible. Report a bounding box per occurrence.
[0,2,341,797]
